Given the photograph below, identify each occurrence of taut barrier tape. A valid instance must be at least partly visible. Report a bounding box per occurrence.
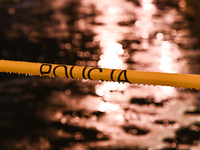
[0,59,199,89]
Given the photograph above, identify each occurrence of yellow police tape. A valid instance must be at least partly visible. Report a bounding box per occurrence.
[0,59,199,89]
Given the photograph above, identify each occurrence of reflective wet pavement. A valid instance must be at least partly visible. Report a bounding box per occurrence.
[1,0,200,149]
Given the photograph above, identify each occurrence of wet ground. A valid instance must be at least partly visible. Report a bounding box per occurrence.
[1,0,200,149]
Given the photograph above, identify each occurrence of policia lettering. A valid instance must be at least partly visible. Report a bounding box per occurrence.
[2,60,200,89]
[40,64,130,83]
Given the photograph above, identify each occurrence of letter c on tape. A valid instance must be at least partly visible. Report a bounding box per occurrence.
[88,68,103,80]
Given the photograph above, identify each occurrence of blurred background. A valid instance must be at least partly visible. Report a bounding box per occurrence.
[0,0,200,149]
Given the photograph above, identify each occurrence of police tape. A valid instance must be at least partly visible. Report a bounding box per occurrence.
[0,59,199,89]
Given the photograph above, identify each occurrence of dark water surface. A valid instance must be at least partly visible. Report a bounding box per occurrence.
[1,0,200,149]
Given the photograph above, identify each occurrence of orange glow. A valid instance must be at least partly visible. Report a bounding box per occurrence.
[8,8,16,15]
[61,117,67,124]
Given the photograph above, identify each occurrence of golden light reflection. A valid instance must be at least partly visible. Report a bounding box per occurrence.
[143,3,154,11]
[134,0,155,52]
[141,0,156,14]
[142,32,149,39]
[156,40,179,96]
[160,86,176,98]
[96,40,125,100]
[159,41,174,73]
[156,33,164,40]
[98,41,125,68]
[81,0,132,101]
[98,101,120,112]
[74,0,189,137]
[108,7,117,15]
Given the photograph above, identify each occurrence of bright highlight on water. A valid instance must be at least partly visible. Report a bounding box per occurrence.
[0,60,200,89]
